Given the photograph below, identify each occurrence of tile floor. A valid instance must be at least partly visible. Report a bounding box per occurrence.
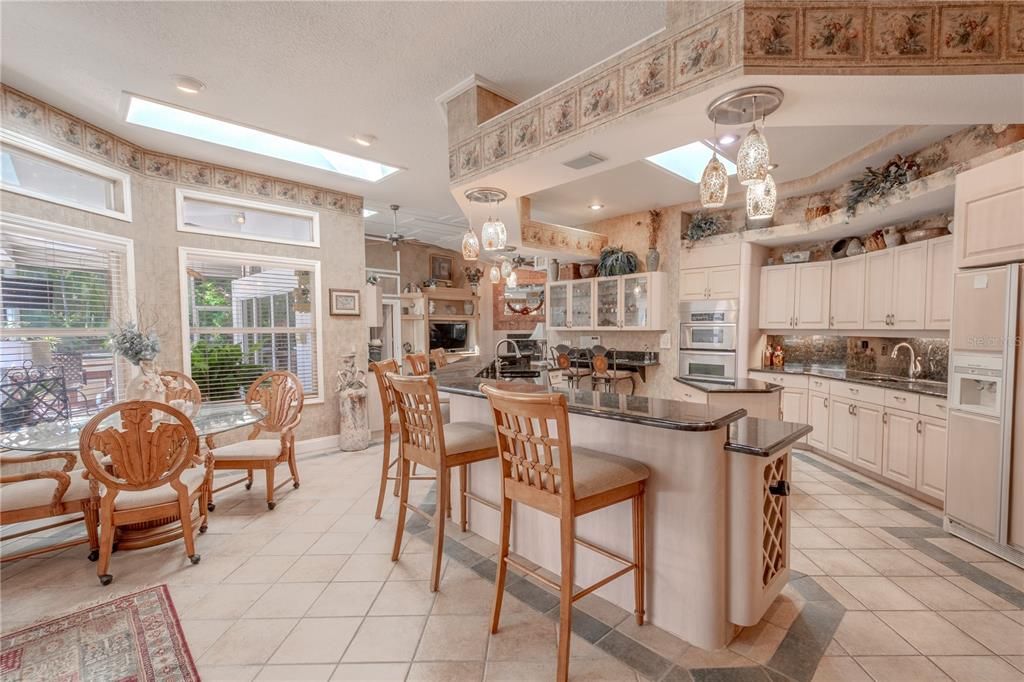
[2,444,1024,682]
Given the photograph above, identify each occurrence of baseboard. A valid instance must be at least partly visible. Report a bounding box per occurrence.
[295,434,341,456]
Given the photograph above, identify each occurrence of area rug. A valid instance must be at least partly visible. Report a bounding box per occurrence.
[0,585,198,681]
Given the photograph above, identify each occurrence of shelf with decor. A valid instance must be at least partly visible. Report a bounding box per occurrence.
[400,289,481,359]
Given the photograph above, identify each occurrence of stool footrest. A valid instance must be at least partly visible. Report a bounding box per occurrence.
[463,491,500,512]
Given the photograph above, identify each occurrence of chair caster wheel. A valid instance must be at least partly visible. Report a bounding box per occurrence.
[245,482,253,490]
[199,524,208,534]
[207,503,216,512]
[267,502,276,510]
[293,482,300,489]
[99,574,113,586]
[88,549,99,561]
[189,554,201,565]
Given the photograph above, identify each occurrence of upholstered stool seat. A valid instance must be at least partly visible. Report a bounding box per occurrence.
[210,439,284,460]
[0,475,92,513]
[442,422,497,455]
[564,447,650,499]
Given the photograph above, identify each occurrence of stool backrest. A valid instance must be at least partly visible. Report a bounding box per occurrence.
[369,359,400,421]
[481,384,574,514]
[387,372,445,468]
[407,352,430,376]
[246,370,304,434]
[429,348,448,368]
[159,370,203,409]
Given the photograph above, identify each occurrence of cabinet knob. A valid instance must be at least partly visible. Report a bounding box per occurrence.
[883,413,888,424]
[829,315,834,327]
[824,398,829,408]
[768,480,790,497]
[852,405,858,415]
[916,420,923,434]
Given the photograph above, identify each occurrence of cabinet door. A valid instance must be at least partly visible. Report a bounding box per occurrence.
[759,265,795,329]
[807,391,830,450]
[707,266,740,299]
[917,415,947,501]
[570,280,594,329]
[892,242,927,329]
[945,411,1002,539]
[830,255,866,329]
[925,236,954,330]
[829,397,855,461]
[622,274,651,329]
[781,388,807,423]
[548,282,570,329]
[882,408,918,488]
[853,401,884,474]
[679,268,709,301]
[795,262,831,329]
[594,277,621,330]
[954,150,1024,268]
[864,250,894,329]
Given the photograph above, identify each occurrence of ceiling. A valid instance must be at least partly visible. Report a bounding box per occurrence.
[0,0,667,247]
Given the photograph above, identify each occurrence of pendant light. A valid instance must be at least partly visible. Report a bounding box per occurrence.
[465,188,509,252]
[699,117,729,208]
[461,226,480,260]
[506,270,518,288]
[746,173,777,219]
[737,96,770,187]
[488,263,501,283]
[500,258,512,278]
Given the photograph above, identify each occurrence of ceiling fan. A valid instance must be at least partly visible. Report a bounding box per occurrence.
[385,204,406,251]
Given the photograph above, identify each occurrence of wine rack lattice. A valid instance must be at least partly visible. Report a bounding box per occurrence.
[762,456,787,586]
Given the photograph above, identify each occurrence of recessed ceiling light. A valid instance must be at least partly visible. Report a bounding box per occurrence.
[589,203,604,210]
[174,75,206,94]
[718,134,737,145]
[646,141,737,183]
[353,134,376,147]
[362,208,378,217]
[768,163,779,170]
[125,95,401,182]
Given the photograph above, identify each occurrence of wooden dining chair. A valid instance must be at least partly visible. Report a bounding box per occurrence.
[429,348,448,368]
[387,372,498,591]
[159,370,202,409]
[407,352,430,376]
[481,384,649,682]
[79,400,211,585]
[206,370,303,510]
[589,347,636,395]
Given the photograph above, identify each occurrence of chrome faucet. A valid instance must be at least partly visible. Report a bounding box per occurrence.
[891,342,922,379]
[495,338,522,359]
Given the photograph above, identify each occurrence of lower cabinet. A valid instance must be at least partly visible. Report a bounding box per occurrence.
[781,388,808,443]
[828,397,856,462]
[917,415,947,501]
[852,401,884,474]
[807,391,830,451]
[882,408,919,488]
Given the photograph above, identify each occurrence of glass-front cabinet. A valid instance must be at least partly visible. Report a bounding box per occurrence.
[622,274,650,329]
[548,281,570,329]
[570,281,593,329]
[546,272,665,331]
[595,277,620,329]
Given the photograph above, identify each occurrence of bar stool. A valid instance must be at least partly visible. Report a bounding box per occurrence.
[388,372,499,591]
[589,346,636,395]
[429,348,448,368]
[550,346,591,390]
[481,384,649,682]
[407,352,430,375]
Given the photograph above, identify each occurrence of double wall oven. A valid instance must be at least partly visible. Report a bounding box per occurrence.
[678,299,738,383]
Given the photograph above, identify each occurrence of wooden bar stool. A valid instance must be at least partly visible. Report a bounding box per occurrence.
[406,352,430,375]
[429,348,448,368]
[481,384,649,682]
[589,346,636,395]
[387,372,499,591]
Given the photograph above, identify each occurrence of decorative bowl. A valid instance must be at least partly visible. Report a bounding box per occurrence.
[903,227,950,244]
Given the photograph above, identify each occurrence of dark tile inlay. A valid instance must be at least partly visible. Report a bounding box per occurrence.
[661,665,696,682]
[787,576,833,603]
[544,606,612,644]
[896,534,1024,609]
[766,601,843,682]
[690,666,779,681]
[595,629,673,681]
[505,575,561,613]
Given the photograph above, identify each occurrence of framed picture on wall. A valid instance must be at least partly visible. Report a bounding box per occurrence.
[429,253,454,284]
[329,288,361,316]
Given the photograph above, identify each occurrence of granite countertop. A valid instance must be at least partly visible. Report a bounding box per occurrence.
[725,417,814,457]
[750,366,948,398]
[433,358,745,433]
[674,376,783,394]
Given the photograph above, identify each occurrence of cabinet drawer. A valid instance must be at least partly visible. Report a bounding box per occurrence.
[831,381,884,405]
[919,396,948,420]
[749,371,809,390]
[807,376,833,393]
[884,389,920,413]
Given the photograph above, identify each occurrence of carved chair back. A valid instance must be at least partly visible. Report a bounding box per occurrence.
[387,373,445,470]
[369,359,400,422]
[246,371,304,435]
[159,370,203,408]
[429,348,448,368]
[406,353,430,376]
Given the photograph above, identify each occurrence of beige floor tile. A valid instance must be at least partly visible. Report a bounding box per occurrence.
[342,616,427,662]
[243,582,327,619]
[329,515,380,534]
[269,617,361,664]
[432,575,521,616]
[307,532,367,555]
[369,580,436,615]
[255,664,337,680]
[792,494,829,510]
[565,657,642,681]
[1003,656,1024,674]
[334,554,396,582]
[800,509,859,527]
[204,531,280,557]
[483,661,556,680]
[902,550,959,577]
[415,615,490,661]
[855,655,951,681]
[257,532,321,556]
[890,577,990,610]
[930,656,1024,681]
[390,552,445,581]
[875,611,989,655]
[833,577,926,610]
[198,664,262,681]
[279,555,349,583]
[177,583,273,620]
[811,657,872,682]
[877,509,935,528]
[940,611,1024,655]
[793,527,844,549]
[181,619,235,659]
[487,609,557,661]
[926,537,1002,563]
[307,581,383,618]
[821,527,897,550]
[802,550,879,576]
[674,647,754,668]
[825,640,848,656]
[574,592,630,628]
[945,577,1019,610]
[848,495,899,510]
[727,620,787,664]
[972,561,1024,590]
[853,549,933,577]
[290,513,352,533]
[1006,612,1024,625]
[330,662,409,681]
[200,618,299,665]
[791,511,813,528]
[792,548,826,575]
[813,577,867,610]
[764,592,803,629]
[833,612,917,656]
[837,509,901,527]
[407,661,485,681]
[616,619,690,661]
[224,556,298,584]
[861,527,910,549]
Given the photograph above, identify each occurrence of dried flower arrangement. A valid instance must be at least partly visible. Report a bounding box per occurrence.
[846,154,920,216]
[109,321,160,365]
[685,212,724,242]
[648,209,663,249]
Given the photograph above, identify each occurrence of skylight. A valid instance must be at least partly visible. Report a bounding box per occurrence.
[125,95,401,183]
[362,208,378,218]
[645,141,736,183]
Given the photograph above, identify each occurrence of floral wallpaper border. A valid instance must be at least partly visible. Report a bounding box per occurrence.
[449,1,1024,187]
[1,84,365,217]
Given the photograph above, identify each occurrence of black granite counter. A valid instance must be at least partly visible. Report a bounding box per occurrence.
[434,359,745,433]
[750,366,948,398]
[725,417,814,457]
[674,376,783,394]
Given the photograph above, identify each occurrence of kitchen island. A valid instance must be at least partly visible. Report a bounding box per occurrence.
[432,359,810,649]
[673,376,784,419]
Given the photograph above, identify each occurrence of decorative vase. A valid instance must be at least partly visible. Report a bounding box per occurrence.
[126,359,167,403]
[646,248,660,272]
[548,258,559,281]
[336,353,369,452]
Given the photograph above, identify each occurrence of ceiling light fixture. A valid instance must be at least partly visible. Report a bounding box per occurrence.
[500,258,513,279]
[489,264,501,284]
[705,86,783,188]
[589,203,604,210]
[385,204,406,251]
[699,116,729,209]
[174,75,206,94]
[234,212,246,225]
[353,134,376,147]
[746,174,777,220]
[465,187,508,251]
[461,226,480,261]
[767,163,779,171]
[506,270,518,288]
[718,134,737,145]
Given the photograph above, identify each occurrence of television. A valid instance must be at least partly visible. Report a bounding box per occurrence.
[429,322,468,351]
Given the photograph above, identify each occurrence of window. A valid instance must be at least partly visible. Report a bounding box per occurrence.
[645,140,737,183]
[180,247,323,403]
[0,214,135,424]
[176,189,320,247]
[0,130,132,221]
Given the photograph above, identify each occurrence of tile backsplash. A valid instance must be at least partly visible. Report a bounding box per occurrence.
[766,335,949,382]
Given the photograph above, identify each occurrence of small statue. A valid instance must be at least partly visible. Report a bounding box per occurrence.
[335,353,369,451]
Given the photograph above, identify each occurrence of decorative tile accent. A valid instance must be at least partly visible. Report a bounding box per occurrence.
[214,168,242,193]
[623,47,670,109]
[580,71,619,127]
[301,187,323,207]
[115,141,142,172]
[520,221,607,258]
[275,181,299,202]
[939,4,1002,58]
[542,91,577,142]
[673,15,733,88]
[803,7,866,60]
[84,126,114,163]
[179,161,212,186]
[510,109,540,155]
[1011,6,1024,55]
[326,192,347,211]
[745,6,800,59]
[245,174,273,198]
[458,138,481,174]
[47,109,82,148]
[871,6,936,60]
[482,125,509,166]
[448,148,458,180]
[347,195,363,215]
[144,152,176,181]
[3,89,44,131]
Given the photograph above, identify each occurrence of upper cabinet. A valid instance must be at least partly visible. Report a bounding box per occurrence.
[758,265,796,329]
[830,255,866,329]
[954,151,1024,269]
[758,262,829,329]
[865,241,927,330]
[679,265,739,301]
[547,272,666,331]
[925,236,954,330]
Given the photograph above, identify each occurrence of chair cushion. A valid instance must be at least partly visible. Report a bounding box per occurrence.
[593,370,634,379]
[211,439,283,461]
[114,468,208,510]
[569,447,650,500]
[443,422,496,455]
[0,474,92,513]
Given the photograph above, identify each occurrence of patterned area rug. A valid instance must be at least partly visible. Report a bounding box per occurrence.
[0,585,197,681]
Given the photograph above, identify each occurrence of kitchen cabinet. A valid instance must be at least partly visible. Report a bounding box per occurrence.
[570,280,594,329]
[595,277,620,330]
[758,265,795,328]
[807,391,830,451]
[794,262,831,329]
[853,401,884,474]
[864,250,894,329]
[547,272,666,331]
[829,255,866,329]
[954,150,1024,268]
[864,243,927,329]
[679,265,739,301]
[945,411,1002,539]
[548,281,570,329]
[882,408,918,488]
[925,236,953,330]
[781,387,807,442]
[917,415,947,501]
[622,273,659,329]
[829,397,856,462]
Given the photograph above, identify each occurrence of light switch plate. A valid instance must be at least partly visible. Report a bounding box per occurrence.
[660,332,672,349]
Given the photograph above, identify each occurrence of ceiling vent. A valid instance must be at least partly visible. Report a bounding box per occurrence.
[562,152,606,170]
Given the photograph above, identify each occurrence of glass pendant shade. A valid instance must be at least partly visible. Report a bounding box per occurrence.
[737,125,770,186]
[506,270,518,288]
[488,264,501,283]
[481,217,507,251]
[500,259,512,278]
[699,154,729,208]
[746,173,777,219]
[461,228,480,260]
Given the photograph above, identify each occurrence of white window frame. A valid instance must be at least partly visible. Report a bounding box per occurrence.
[175,188,321,248]
[177,246,325,404]
[0,129,133,222]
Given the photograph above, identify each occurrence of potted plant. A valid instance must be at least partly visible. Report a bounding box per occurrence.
[109,321,164,402]
[597,246,639,277]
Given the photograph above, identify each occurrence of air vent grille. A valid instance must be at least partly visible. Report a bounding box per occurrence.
[562,153,606,170]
